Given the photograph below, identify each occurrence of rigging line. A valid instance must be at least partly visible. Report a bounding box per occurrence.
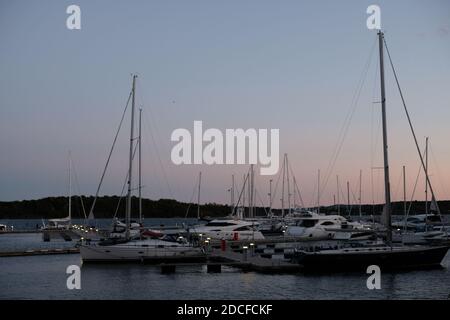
[287,161,305,208]
[113,140,140,219]
[392,168,404,203]
[184,174,201,219]
[405,155,424,231]
[319,36,377,200]
[71,157,87,220]
[88,90,133,218]
[136,79,178,200]
[269,158,283,211]
[383,37,441,215]
[429,143,448,197]
[255,189,269,217]
[142,110,175,200]
[232,169,250,216]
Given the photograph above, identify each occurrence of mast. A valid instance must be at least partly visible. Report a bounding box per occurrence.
[68,151,72,225]
[317,169,320,214]
[138,108,142,224]
[268,179,273,215]
[337,175,340,215]
[403,165,406,217]
[242,174,246,218]
[231,174,235,208]
[281,154,286,218]
[125,74,137,240]
[197,171,202,220]
[359,169,362,218]
[347,181,350,216]
[286,156,291,215]
[293,176,297,210]
[378,31,392,244]
[249,165,254,218]
[425,137,429,216]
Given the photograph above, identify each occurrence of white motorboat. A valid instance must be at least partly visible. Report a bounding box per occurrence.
[285,211,375,241]
[191,218,265,241]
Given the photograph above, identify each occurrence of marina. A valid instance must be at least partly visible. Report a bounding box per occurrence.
[1,1,450,303]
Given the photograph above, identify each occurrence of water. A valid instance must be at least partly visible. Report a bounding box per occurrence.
[1,219,449,300]
[1,253,449,299]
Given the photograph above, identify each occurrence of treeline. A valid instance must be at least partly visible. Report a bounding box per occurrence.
[0,196,449,219]
[0,196,232,219]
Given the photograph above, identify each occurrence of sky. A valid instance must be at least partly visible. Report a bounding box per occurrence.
[1,0,450,209]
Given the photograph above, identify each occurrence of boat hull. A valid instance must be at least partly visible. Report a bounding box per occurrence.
[80,242,206,263]
[292,245,449,272]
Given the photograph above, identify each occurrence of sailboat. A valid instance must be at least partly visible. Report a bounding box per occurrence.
[80,75,205,262]
[292,31,449,272]
[42,152,73,231]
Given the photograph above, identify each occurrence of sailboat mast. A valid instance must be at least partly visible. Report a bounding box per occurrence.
[68,151,72,225]
[337,175,340,215]
[425,137,429,216]
[269,179,273,215]
[281,154,286,218]
[359,169,362,218]
[126,75,137,240]
[286,157,291,214]
[378,31,392,244]
[231,174,235,208]
[250,164,254,218]
[197,171,201,220]
[138,108,143,224]
[317,169,320,214]
[403,165,406,217]
[347,181,350,216]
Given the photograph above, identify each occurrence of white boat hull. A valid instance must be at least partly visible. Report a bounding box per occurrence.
[80,240,205,262]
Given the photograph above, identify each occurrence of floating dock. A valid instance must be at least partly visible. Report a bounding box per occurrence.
[208,248,301,273]
[0,247,80,257]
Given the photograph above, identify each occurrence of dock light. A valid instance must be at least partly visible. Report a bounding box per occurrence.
[80,237,84,240]
[199,234,203,237]
[205,240,209,244]
[206,237,211,241]
[249,243,254,246]
[96,229,99,232]
[242,246,248,261]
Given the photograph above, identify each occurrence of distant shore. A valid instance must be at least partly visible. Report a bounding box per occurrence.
[1,196,449,219]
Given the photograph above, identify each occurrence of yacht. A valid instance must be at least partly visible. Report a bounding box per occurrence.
[191,218,265,241]
[392,214,444,232]
[285,211,375,241]
[292,31,450,272]
[80,236,205,262]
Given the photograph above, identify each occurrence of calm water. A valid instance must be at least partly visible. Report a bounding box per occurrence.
[1,219,449,300]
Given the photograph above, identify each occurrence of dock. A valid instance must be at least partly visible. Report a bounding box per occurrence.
[208,248,301,273]
[0,247,80,257]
